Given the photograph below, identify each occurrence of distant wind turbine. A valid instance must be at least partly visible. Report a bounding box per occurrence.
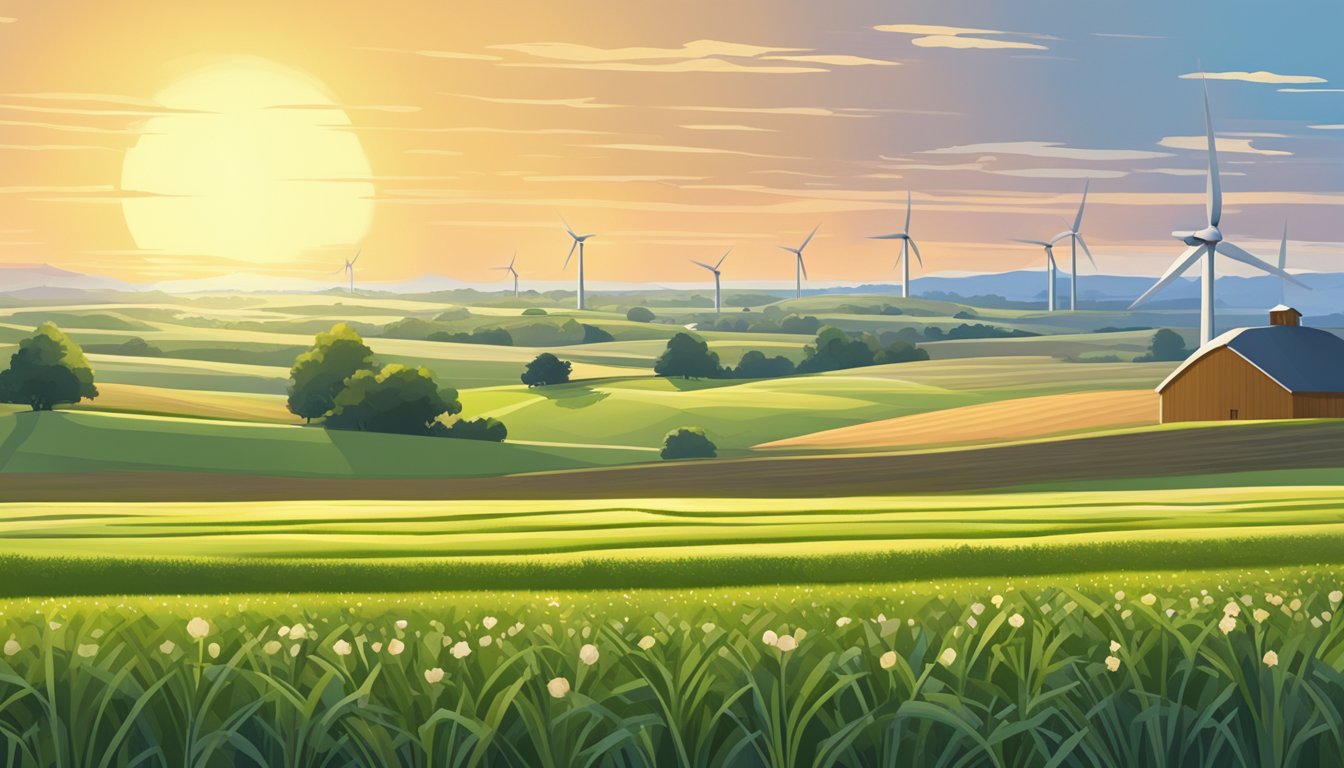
[561,218,596,310]
[341,249,360,294]
[1049,180,1096,311]
[1129,77,1304,345]
[690,249,730,312]
[867,191,924,299]
[1278,223,1290,306]
[1011,238,1059,311]
[779,224,819,299]
[493,252,519,297]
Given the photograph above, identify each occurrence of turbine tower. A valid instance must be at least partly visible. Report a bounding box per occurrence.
[341,249,360,294]
[867,191,924,299]
[779,224,819,299]
[690,249,730,312]
[1129,78,1304,345]
[1050,181,1096,311]
[1012,239,1059,311]
[493,253,519,297]
[561,218,596,310]
[1278,223,1290,306]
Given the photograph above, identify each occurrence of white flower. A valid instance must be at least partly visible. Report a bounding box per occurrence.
[1109,640,1121,653]
[159,640,175,654]
[289,624,307,640]
[1218,615,1237,635]
[971,603,985,615]
[1008,613,1025,628]
[3,638,19,656]
[483,616,497,630]
[48,621,61,630]
[479,635,492,647]
[289,644,301,658]
[879,650,897,669]
[77,643,99,658]
[966,617,977,629]
[333,639,352,656]
[424,667,444,684]
[207,642,220,659]
[762,630,778,647]
[1114,591,1125,601]
[776,635,798,652]
[937,647,957,667]
[835,617,851,627]
[395,619,408,630]
[278,626,291,638]
[638,635,656,650]
[1253,608,1271,623]
[1224,602,1241,617]
[579,644,599,666]
[1104,655,1120,672]
[450,641,471,659]
[1263,650,1279,668]
[1166,609,1176,618]
[187,617,210,640]
[1289,598,1302,612]
[1141,594,1157,606]
[263,640,282,655]
[1330,590,1343,606]
[701,622,716,633]
[547,677,571,698]
[991,595,1004,608]
[388,638,405,656]
[372,642,383,652]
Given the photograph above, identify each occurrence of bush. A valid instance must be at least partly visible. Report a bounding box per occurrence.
[84,337,164,357]
[1136,328,1190,362]
[286,323,376,423]
[581,324,614,343]
[953,310,978,319]
[779,315,822,335]
[731,350,797,379]
[654,333,723,379]
[426,327,514,346]
[433,416,507,442]
[626,306,655,323]
[521,353,572,387]
[325,364,461,435]
[0,323,98,411]
[874,341,930,364]
[796,327,929,374]
[660,427,717,460]
[521,307,547,316]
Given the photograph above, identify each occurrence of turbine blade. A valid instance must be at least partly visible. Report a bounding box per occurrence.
[798,255,808,281]
[1075,233,1097,270]
[561,217,578,238]
[563,240,577,270]
[1219,241,1309,288]
[1073,179,1089,233]
[907,237,924,268]
[1011,239,1051,247]
[904,190,912,233]
[715,248,731,269]
[799,223,819,252]
[509,252,516,269]
[778,245,799,254]
[1129,244,1207,308]
[1048,230,1073,245]
[350,249,360,266]
[1202,76,1222,227]
[689,259,715,272]
[867,233,906,240]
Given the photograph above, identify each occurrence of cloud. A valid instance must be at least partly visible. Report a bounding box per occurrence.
[268,103,421,114]
[762,54,900,67]
[1180,71,1326,85]
[1279,88,1344,93]
[0,143,117,152]
[0,118,146,135]
[1091,33,1165,40]
[989,168,1129,179]
[1158,135,1292,156]
[444,93,616,109]
[488,39,894,74]
[583,143,802,159]
[680,123,777,132]
[357,46,501,61]
[347,125,612,135]
[921,140,1171,161]
[875,24,1048,50]
[524,175,708,183]
[493,39,801,62]
[0,17,16,23]
[1144,167,1244,177]
[1309,124,1344,130]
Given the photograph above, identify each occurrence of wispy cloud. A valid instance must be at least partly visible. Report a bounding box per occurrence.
[1280,88,1344,93]
[875,24,1048,51]
[664,104,882,119]
[762,54,900,67]
[921,140,1171,161]
[267,103,421,114]
[1308,124,1344,130]
[487,39,892,74]
[1090,32,1165,40]
[583,142,803,160]
[444,93,615,109]
[356,46,501,61]
[680,123,777,132]
[1180,71,1327,85]
[1158,135,1292,156]
[990,168,1129,179]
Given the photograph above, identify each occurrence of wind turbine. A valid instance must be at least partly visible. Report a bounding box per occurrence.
[690,249,730,312]
[1050,180,1096,310]
[779,224,819,299]
[493,252,519,297]
[341,249,360,294]
[1277,223,1290,306]
[561,218,596,310]
[1012,238,1059,311]
[1129,77,1305,345]
[867,191,924,299]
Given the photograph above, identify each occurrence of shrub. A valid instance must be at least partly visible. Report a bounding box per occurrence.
[581,324,614,343]
[325,364,461,435]
[1136,328,1190,362]
[84,337,164,357]
[433,416,507,442]
[626,306,655,323]
[731,350,796,379]
[874,341,930,364]
[521,307,548,316]
[426,327,514,346]
[660,427,717,460]
[521,353,572,387]
[286,323,376,423]
[654,333,723,379]
[779,315,822,335]
[0,323,98,411]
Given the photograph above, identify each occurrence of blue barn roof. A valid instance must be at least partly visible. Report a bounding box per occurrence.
[1158,324,1344,394]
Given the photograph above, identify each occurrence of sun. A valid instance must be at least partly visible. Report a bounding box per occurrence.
[120,58,374,266]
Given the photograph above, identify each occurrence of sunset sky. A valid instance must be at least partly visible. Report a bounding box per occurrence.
[0,0,1341,288]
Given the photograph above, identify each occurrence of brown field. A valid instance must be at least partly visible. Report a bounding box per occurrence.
[68,383,292,423]
[756,389,1158,451]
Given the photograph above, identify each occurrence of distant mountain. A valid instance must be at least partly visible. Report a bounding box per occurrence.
[0,264,137,293]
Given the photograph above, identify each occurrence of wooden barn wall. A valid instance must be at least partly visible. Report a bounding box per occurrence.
[1293,393,1344,418]
[1159,348,1294,422]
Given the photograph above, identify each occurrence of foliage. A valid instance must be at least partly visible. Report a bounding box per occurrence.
[521,307,548,316]
[925,323,1039,341]
[433,416,508,442]
[730,350,797,379]
[653,332,723,379]
[660,426,718,459]
[874,340,928,364]
[0,575,1341,766]
[286,323,376,423]
[1137,328,1190,362]
[796,327,930,374]
[581,323,614,343]
[779,314,823,334]
[325,364,461,435]
[626,306,656,323]
[84,337,164,357]
[0,323,98,411]
[520,352,572,387]
[427,326,514,346]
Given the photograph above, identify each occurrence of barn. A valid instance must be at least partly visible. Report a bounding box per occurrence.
[1157,306,1344,423]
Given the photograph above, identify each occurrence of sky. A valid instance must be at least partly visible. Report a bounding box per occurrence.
[0,0,1342,288]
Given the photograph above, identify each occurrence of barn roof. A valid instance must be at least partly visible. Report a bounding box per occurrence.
[1157,325,1344,394]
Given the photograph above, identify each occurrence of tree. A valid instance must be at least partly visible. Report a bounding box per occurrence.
[521,353,572,387]
[582,323,614,343]
[0,323,99,411]
[1139,328,1189,362]
[732,350,796,379]
[626,306,655,323]
[286,323,375,423]
[433,416,508,442]
[660,427,717,460]
[796,327,875,374]
[325,364,461,435]
[654,332,722,379]
[874,341,929,364]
